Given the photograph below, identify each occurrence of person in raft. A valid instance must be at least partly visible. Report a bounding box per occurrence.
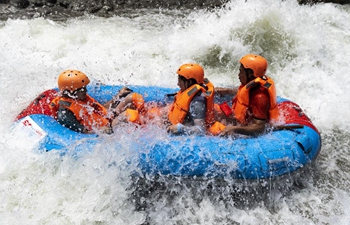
[213,54,279,136]
[166,63,217,135]
[50,69,144,134]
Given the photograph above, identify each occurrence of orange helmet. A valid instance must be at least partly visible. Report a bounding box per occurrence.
[176,63,204,84]
[239,54,268,77]
[57,69,90,91]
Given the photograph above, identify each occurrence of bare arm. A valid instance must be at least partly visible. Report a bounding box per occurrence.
[104,87,133,110]
[220,118,266,136]
[215,87,238,96]
[105,87,136,121]
[167,118,206,135]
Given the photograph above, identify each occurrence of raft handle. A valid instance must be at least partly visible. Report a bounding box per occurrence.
[268,157,289,165]
[166,93,177,97]
[273,125,304,131]
[34,94,46,105]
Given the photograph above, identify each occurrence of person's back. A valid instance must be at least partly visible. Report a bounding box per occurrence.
[182,92,206,126]
[54,91,109,133]
[246,85,270,124]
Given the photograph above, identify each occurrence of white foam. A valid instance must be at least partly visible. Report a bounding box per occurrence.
[1,0,350,224]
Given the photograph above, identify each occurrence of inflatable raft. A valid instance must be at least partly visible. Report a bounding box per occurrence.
[13,84,321,179]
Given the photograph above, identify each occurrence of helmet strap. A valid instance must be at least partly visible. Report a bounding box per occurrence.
[62,90,78,99]
[245,69,255,82]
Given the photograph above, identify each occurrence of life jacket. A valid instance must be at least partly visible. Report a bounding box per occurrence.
[131,92,145,114]
[208,76,279,136]
[124,92,145,125]
[50,94,110,131]
[51,92,145,129]
[232,76,279,125]
[168,78,215,127]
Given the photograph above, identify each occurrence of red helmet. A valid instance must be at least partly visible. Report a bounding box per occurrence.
[239,54,268,77]
[58,70,90,91]
[176,63,204,84]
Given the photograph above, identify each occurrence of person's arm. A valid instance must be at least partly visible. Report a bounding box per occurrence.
[167,118,206,135]
[105,87,133,110]
[107,87,137,122]
[57,108,90,133]
[220,118,266,136]
[220,91,269,136]
[215,87,238,96]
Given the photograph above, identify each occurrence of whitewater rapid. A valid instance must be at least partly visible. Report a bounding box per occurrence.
[1,0,350,224]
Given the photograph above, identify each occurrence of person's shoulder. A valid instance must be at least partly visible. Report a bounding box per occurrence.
[193,92,206,102]
[190,95,206,109]
[251,86,269,97]
[250,87,269,104]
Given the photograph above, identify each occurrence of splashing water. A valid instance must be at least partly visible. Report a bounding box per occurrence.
[1,0,350,224]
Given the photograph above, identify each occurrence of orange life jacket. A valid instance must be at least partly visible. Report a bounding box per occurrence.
[130,93,145,112]
[168,78,215,127]
[51,92,145,128]
[50,94,110,131]
[125,92,144,124]
[232,76,279,125]
[208,76,279,136]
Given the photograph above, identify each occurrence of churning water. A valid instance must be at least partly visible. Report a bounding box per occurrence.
[1,0,350,224]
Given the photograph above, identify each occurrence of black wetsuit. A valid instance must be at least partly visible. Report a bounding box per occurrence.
[57,107,86,133]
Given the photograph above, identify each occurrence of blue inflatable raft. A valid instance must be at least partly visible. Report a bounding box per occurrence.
[13,85,322,180]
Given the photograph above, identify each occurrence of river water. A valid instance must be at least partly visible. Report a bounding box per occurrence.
[1,0,350,224]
